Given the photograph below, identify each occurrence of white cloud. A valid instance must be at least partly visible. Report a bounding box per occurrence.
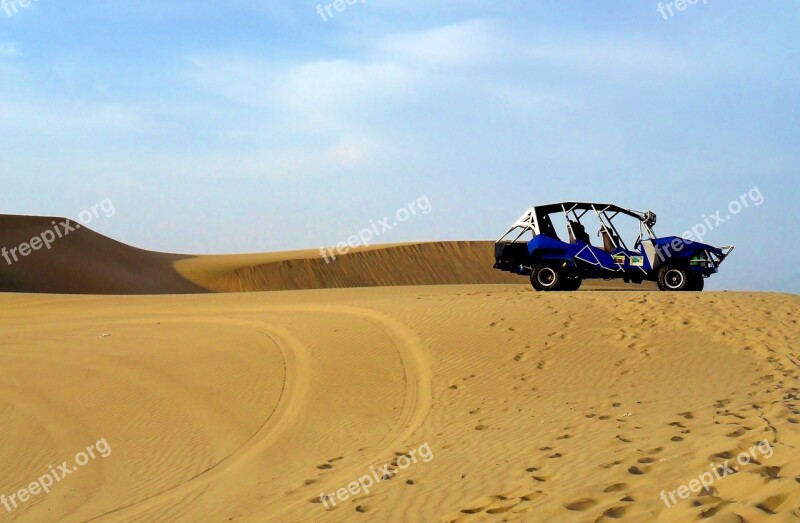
[374,20,504,67]
[0,42,19,58]
[174,134,380,178]
[0,20,694,187]
[0,98,146,136]
[186,55,411,117]
[183,53,414,165]
[270,59,411,114]
[525,39,684,73]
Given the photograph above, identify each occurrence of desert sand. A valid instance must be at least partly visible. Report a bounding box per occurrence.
[1,216,798,522]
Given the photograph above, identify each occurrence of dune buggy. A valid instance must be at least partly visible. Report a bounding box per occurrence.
[493,202,733,291]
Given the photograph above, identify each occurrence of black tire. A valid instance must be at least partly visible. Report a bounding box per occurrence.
[530,264,561,292]
[559,275,583,291]
[686,276,705,291]
[657,265,690,291]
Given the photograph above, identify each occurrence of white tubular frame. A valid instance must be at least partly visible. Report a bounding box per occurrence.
[496,207,540,243]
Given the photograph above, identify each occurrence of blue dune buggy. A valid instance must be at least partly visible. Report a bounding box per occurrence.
[493,202,733,291]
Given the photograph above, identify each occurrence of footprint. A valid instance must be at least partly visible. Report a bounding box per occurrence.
[519,491,544,502]
[628,466,646,475]
[486,504,515,514]
[710,451,735,460]
[759,465,781,479]
[755,495,786,514]
[698,503,729,519]
[460,495,508,514]
[603,506,628,518]
[726,427,747,437]
[723,412,746,420]
[603,483,627,493]
[564,498,597,511]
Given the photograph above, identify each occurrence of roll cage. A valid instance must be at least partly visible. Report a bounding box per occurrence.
[496,202,658,252]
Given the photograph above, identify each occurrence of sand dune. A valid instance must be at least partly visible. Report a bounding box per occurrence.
[174,241,524,292]
[0,214,652,294]
[0,215,203,295]
[0,286,797,522]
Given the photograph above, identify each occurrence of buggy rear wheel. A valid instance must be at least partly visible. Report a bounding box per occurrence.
[530,264,560,292]
[657,265,690,291]
[559,275,582,291]
[686,276,705,291]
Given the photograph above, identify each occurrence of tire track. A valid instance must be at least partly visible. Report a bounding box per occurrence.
[84,316,311,523]
[253,304,433,521]
[83,303,432,522]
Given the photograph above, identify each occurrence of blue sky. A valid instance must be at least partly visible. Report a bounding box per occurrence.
[1,1,798,292]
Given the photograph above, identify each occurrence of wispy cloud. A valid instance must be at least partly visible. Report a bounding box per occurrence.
[374,20,505,68]
[0,42,19,58]
[185,55,412,118]
[525,39,685,74]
